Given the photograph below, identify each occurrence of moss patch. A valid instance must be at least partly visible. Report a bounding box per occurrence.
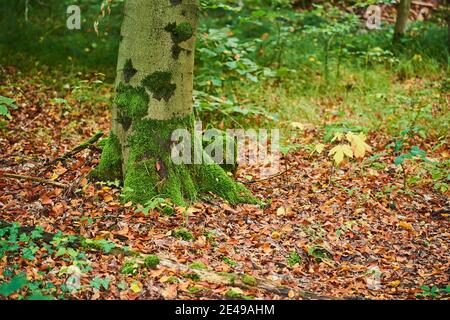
[144,255,160,268]
[97,84,255,207]
[91,132,123,182]
[165,22,194,59]
[141,71,176,102]
[115,83,149,120]
[241,274,257,286]
[123,58,137,83]
[189,262,208,270]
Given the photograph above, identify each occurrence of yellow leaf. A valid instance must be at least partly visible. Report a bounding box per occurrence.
[130,281,141,293]
[398,221,413,231]
[290,122,304,130]
[271,231,281,239]
[329,144,353,165]
[276,207,286,216]
[346,132,372,158]
[331,132,344,142]
[389,280,401,287]
[312,143,325,155]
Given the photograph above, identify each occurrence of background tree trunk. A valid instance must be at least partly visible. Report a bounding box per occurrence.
[93,0,253,206]
[393,0,413,44]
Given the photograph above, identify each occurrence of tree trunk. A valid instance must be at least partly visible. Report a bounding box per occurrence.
[93,0,253,206]
[393,0,412,44]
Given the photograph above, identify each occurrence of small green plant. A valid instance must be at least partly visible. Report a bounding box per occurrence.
[222,256,237,268]
[120,261,140,275]
[144,255,160,269]
[416,285,450,299]
[135,197,173,216]
[89,276,110,291]
[307,245,333,262]
[287,251,301,267]
[0,95,17,120]
[173,229,194,241]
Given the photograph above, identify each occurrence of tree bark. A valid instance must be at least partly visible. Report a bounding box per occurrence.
[393,0,413,44]
[93,0,253,206]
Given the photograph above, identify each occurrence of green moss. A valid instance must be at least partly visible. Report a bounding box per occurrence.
[141,71,176,102]
[144,255,160,268]
[225,290,254,300]
[218,272,236,285]
[187,286,202,294]
[183,272,200,281]
[202,129,238,174]
[165,22,194,58]
[121,113,256,205]
[115,83,149,120]
[99,86,254,206]
[195,163,256,205]
[166,276,180,284]
[241,274,257,286]
[173,22,194,43]
[123,58,137,83]
[189,262,208,270]
[173,228,194,241]
[222,256,237,268]
[122,115,198,205]
[91,132,123,182]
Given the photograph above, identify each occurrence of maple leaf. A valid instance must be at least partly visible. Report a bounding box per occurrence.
[331,132,344,142]
[346,132,372,158]
[329,144,353,165]
[312,143,325,155]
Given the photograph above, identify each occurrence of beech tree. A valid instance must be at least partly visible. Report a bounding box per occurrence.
[393,0,412,44]
[92,0,253,205]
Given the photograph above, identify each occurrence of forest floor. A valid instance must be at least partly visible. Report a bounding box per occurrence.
[0,66,449,300]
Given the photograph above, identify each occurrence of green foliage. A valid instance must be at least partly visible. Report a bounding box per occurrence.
[89,276,110,291]
[416,285,450,299]
[120,261,140,275]
[0,273,28,297]
[0,95,17,121]
[91,132,123,182]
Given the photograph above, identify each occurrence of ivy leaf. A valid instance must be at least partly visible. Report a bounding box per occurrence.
[329,144,353,165]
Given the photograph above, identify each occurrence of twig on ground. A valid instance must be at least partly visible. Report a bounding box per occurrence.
[49,131,104,165]
[0,172,67,188]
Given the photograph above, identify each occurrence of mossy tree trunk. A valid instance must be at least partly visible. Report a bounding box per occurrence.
[93,0,253,206]
[393,0,412,44]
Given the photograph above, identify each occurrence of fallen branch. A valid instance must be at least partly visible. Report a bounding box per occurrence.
[0,172,67,188]
[50,131,104,164]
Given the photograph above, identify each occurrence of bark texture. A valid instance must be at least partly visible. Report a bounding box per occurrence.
[93,0,254,206]
[393,0,412,43]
